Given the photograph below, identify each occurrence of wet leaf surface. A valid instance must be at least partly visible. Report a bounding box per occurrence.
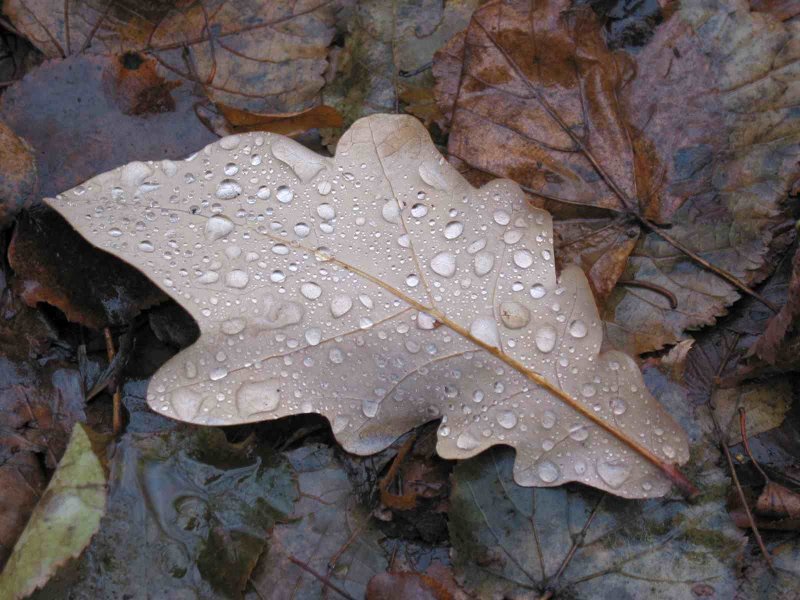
[0,423,109,600]
[5,0,338,112]
[434,0,799,348]
[36,428,296,599]
[448,364,745,599]
[46,115,689,498]
[248,443,388,600]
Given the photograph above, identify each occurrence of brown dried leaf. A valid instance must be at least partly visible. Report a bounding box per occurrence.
[5,0,337,112]
[434,0,799,351]
[0,119,37,226]
[366,571,452,600]
[45,114,690,498]
[219,104,344,137]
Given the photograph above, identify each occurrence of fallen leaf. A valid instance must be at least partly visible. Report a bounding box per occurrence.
[323,0,481,136]
[0,119,36,226]
[249,444,388,599]
[749,244,800,371]
[38,428,296,599]
[366,571,451,600]
[0,423,109,600]
[447,364,745,599]
[749,0,800,21]
[45,114,690,498]
[433,0,798,350]
[5,0,337,112]
[711,379,792,445]
[219,104,344,138]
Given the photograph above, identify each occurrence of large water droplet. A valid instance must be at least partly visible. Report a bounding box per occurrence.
[294,222,310,238]
[469,316,500,348]
[300,282,322,300]
[226,270,249,289]
[236,379,281,416]
[534,325,557,353]
[537,460,560,483]
[597,460,631,489]
[216,179,242,200]
[362,398,380,418]
[138,240,155,252]
[493,210,510,225]
[456,431,480,450]
[541,410,557,429]
[513,250,533,269]
[444,221,464,240]
[473,251,495,277]
[317,203,336,220]
[305,328,322,346]
[411,203,427,218]
[500,301,530,329]
[430,252,457,277]
[530,283,547,299]
[276,185,294,204]
[330,294,353,318]
[382,199,401,223]
[569,425,588,441]
[205,215,234,241]
[497,410,518,429]
[568,319,588,338]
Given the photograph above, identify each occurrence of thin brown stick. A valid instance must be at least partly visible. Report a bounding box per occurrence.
[103,328,123,436]
[618,279,678,309]
[710,335,774,572]
[288,555,356,600]
[739,407,769,483]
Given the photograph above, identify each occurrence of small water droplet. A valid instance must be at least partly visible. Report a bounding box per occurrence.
[568,320,588,338]
[500,301,530,329]
[305,328,322,346]
[430,252,457,278]
[205,215,234,241]
[317,203,336,220]
[294,222,310,238]
[513,250,533,269]
[473,251,495,277]
[382,199,401,223]
[330,294,353,318]
[318,180,332,195]
[470,316,500,347]
[226,270,249,289]
[497,410,518,429]
[138,240,154,252]
[406,274,420,287]
[411,203,428,218]
[456,431,480,450]
[444,221,464,239]
[611,398,627,415]
[276,185,294,203]
[662,444,676,459]
[569,425,588,441]
[597,460,631,489]
[493,210,510,225]
[257,186,271,199]
[541,410,557,429]
[530,283,547,299]
[215,179,242,200]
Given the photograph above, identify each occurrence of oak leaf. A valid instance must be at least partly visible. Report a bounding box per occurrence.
[46,114,689,498]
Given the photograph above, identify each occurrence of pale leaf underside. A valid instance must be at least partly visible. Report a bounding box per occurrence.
[46,114,688,498]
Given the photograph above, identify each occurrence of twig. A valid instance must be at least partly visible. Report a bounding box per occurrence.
[103,328,124,436]
[739,407,770,483]
[710,335,774,572]
[617,279,677,309]
[288,555,356,600]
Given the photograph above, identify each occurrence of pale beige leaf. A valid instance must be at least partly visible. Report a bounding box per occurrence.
[45,114,689,498]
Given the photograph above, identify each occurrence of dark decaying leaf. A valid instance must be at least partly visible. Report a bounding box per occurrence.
[4,0,338,112]
[248,444,388,600]
[434,0,799,352]
[0,423,109,600]
[447,364,745,599]
[323,0,481,138]
[366,571,451,600]
[0,119,37,226]
[36,428,296,599]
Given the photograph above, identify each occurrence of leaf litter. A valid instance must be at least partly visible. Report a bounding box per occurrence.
[0,0,799,597]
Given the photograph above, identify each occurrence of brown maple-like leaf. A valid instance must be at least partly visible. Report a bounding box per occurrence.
[45,114,691,498]
[5,0,337,112]
[433,0,799,352]
[0,119,37,226]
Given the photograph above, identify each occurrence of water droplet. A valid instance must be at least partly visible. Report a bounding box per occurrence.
[197,271,219,284]
[456,431,480,450]
[530,284,547,299]
[184,361,197,379]
[330,294,353,318]
[473,251,495,277]
[329,348,344,364]
[568,320,588,338]
[382,199,401,223]
[534,325,557,353]
[503,229,523,244]
[294,222,310,238]
[541,410,557,429]
[513,250,533,269]
[305,328,322,346]
[359,295,374,309]
[270,270,286,283]
[221,318,245,335]
[472,390,484,403]
[138,240,154,252]
[537,461,560,483]
[257,186,271,200]
[581,384,596,398]
[219,135,241,150]
[216,179,242,200]
[597,460,631,489]
[493,210,510,225]
[500,301,530,329]
[569,425,588,441]
[318,180,332,195]
[444,221,464,239]
[276,185,294,203]
[205,215,234,241]
[210,366,228,381]
[236,379,281,415]
[419,161,450,190]
[224,162,239,176]
[411,203,428,218]
[417,312,437,329]
[497,410,518,429]
[272,244,289,255]
[611,398,627,415]
[662,444,676,459]
[300,282,322,300]
[362,398,380,418]
[108,228,123,237]
[406,274,420,287]
[430,252,457,277]
[470,316,500,347]
[226,270,249,289]
[317,203,336,220]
